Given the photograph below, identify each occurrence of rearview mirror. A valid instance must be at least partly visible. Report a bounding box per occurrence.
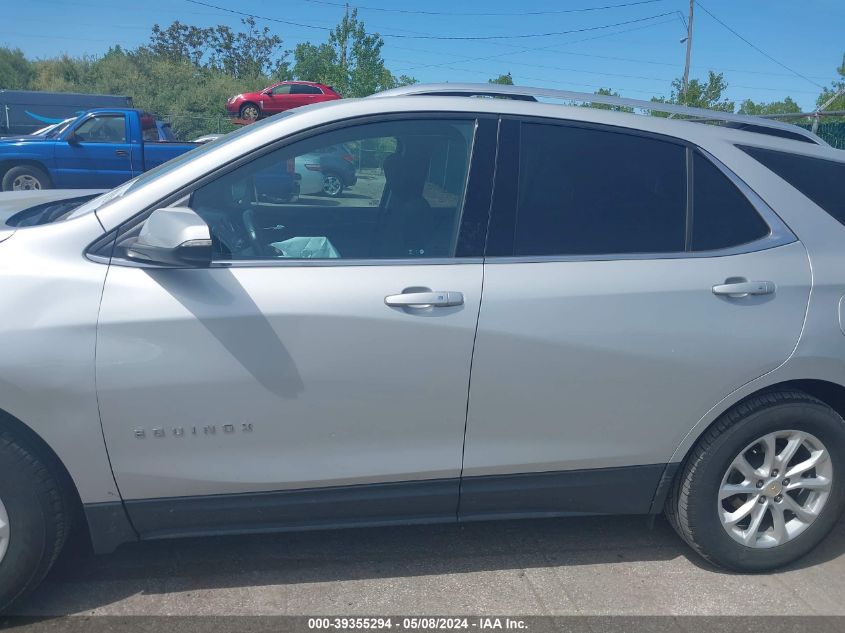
[126,207,212,267]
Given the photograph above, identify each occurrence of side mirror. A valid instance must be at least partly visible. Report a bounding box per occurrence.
[66,131,80,145]
[126,207,212,267]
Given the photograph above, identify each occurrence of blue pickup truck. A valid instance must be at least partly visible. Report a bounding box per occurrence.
[0,108,197,191]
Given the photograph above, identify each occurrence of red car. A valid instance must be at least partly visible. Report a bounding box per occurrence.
[226,81,341,120]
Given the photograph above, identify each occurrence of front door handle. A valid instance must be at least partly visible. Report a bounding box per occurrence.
[712,280,775,298]
[115,149,128,157]
[385,291,464,308]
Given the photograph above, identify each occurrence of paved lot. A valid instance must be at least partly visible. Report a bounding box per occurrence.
[13,513,845,617]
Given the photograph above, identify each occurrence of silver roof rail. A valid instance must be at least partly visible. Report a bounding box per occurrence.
[372,83,827,146]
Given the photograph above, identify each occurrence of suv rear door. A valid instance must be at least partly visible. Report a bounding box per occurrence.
[459,118,811,519]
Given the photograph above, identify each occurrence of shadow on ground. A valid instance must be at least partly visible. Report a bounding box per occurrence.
[16,513,845,615]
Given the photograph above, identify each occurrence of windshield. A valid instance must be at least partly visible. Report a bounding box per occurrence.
[42,118,76,138]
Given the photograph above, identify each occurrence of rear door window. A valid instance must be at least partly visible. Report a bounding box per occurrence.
[738,145,845,227]
[691,152,770,251]
[513,122,687,256]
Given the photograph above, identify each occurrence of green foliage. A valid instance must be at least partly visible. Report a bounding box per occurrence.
[816,53,845,114]
[144,17,290,79]
[292,8,411,97]
[0,47,35,89]
[651,71,734,115]
[488,73,513,85]
[582,87,633,113]
[738,96,801,115]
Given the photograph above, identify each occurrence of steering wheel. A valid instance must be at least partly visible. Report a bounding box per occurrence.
[241,208,268,257]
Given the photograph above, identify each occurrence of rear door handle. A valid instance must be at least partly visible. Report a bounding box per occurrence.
[385,291,464,308]
[712,280,775,297]
[115,149,128,157]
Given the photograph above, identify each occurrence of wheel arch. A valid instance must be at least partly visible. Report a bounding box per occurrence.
[655,378,845,513]
[0,407,136,554]
[0,160,52,189]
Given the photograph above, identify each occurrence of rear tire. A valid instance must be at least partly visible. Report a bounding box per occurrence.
[666,390,845,571]
[321,171,344,197]
[2,165,51,192]
[0,429,70,613]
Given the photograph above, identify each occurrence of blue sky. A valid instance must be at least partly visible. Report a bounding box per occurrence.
[3,0,843,110]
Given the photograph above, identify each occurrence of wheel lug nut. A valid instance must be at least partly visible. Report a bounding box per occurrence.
[783,478,790,486]
[758,496,767,504]
[756,481,764,488]
[771,469,779,477]
[775,495,783,503]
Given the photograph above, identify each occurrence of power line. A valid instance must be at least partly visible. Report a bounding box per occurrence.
[302,0,668,17]
[392,16,681,72]
[185,0,676,41]
[694,1,824,89]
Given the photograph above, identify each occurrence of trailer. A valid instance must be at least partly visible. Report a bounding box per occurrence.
[0,90,133,137]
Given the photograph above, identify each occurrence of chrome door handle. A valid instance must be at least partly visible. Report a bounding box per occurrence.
[385,291,464,308]
[712,280,775,297]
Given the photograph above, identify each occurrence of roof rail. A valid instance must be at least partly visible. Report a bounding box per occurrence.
[372,83,828,146]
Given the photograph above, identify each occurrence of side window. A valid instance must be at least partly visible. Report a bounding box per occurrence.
[73,115,127,143]
[292,84,322,95]
[513,123,686,256]
[691,152,769,251]
[189,119,474,261]
[271,84,292,95]
[739,145,845,227]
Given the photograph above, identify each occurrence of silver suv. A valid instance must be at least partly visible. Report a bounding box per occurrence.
[1,84,844,610]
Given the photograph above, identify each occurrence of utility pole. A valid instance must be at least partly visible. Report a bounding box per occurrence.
[681,0,695,105]
[339,2,349,78]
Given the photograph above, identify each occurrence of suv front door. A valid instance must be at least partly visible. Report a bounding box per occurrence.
[95,116,495,536]
[459,119,812,519]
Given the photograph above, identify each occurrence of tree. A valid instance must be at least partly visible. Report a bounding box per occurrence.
[293,8,414,97]
[145,18,289,79]
[651,71,734,114]
[582,87,633,112]
[488,73,513,85]
[738,97,801,116]
[816,52,845,113]
[0,47,35,89]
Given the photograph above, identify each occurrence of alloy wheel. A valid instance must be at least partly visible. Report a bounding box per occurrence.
[12,175,41,190]
[322,174,343,197]
[718,430,833,548]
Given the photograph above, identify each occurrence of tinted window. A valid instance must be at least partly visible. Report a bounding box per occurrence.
[73,115,126,143]
[514,123,686,256]
[739,145,845,227]
[270,84,292,95]
[292,84,322,95]
[691,153,769,251]
[189,119,474,261]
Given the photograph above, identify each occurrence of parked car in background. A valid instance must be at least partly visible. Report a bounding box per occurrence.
[0,90,132,137]
[226,81,341,120]
[296,144,357,197]
[0,109,197,191]
[192,134,222,144]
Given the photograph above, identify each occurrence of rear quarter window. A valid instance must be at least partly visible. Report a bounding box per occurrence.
[738,145,845,226]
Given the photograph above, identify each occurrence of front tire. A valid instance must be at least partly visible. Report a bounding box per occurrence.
[239,103,260,121]
[667,390,845,571]
[0,429,70,612]
[2,165,51,192]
